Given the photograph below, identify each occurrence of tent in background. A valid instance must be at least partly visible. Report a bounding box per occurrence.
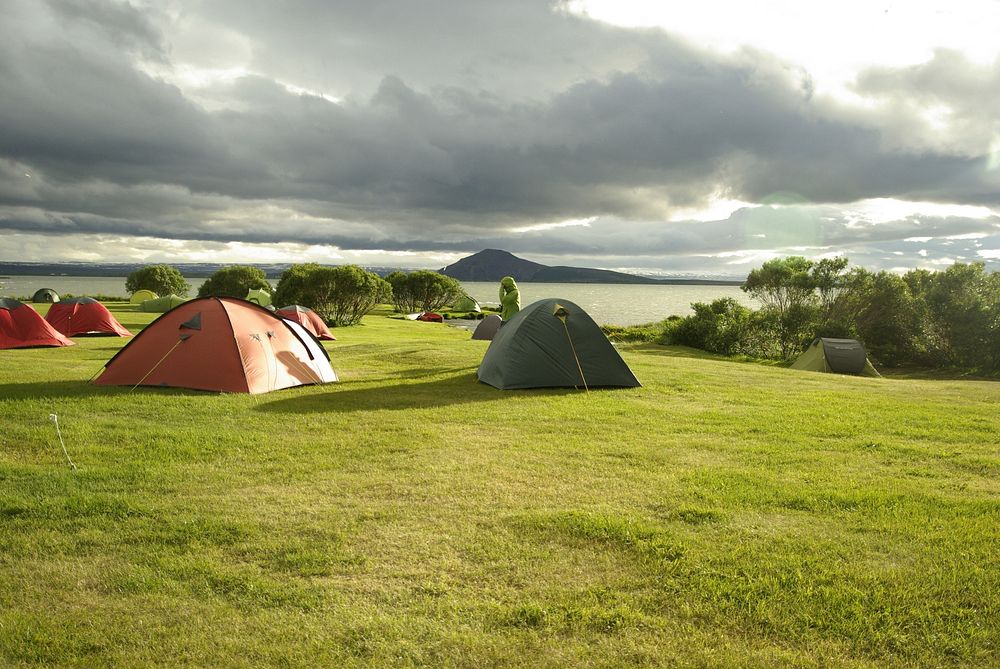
[452,295,481,313]
[45,297,132,337]
[32,288,59,303]
[140,294,188,313]
[416,312,443,323]
[1,298,74,349]
[94,297,336,393]
[790,338,880,377]
[129,289,158,304]
[477,298,640,390]
[472,314,502,341]
[276,305,335,340]
[246,288,272,308]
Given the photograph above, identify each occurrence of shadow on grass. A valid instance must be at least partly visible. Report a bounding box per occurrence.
[0,380,105,400]
[0,379,232,400]
[258,372,573,414]
[354,365,480,382]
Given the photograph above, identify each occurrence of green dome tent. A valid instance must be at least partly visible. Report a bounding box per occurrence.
[32,288,59,303]
[246,288,272,307]
[140,294,188,313]
[477,298,640,390]
[452,294,481,313]
[129,289,158,304]
[790,338,880,377]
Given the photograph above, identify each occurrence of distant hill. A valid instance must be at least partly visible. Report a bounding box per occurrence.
[439,249,547,282]
[441,249,743,285]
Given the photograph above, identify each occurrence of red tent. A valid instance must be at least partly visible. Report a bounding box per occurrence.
[0,298,74,349]
[275,305,335,340]
[45,297,132,337]
[93,297,337,393]
[416,312,443,323]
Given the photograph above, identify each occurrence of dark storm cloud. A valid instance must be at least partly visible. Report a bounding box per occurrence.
[0,0,997,266]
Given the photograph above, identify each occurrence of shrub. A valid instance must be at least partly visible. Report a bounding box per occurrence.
[664,298,762,356]
[125,264,189,297]
[197,265,271,298]
[273,264,390,326]
[601,319,676,343]
[385,270,463,313]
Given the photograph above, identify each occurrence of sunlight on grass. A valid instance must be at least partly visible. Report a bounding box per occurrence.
[1,304,998,667]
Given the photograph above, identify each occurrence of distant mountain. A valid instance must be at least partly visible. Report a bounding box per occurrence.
[440,249,743,285]
[439,249,547,282]
[533,265,664,284]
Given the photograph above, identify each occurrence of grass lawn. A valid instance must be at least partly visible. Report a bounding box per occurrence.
[1,302,998,667]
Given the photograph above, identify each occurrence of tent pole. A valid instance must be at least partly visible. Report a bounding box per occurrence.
[558,317,589,393]
[129,338,184,392]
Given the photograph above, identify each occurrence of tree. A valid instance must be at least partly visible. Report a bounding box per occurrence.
[385,270,463,313]
[916,262,999,370]
[810,256,850,319]
[273,264,390,326]
[197,265,271,299]
[742,256,820,358]
[827,268,920,365]
[742,256,816,314]
[125,264,190,297]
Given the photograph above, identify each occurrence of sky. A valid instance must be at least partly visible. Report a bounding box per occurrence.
[1,0,998,278]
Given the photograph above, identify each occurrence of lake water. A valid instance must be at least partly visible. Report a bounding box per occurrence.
[459,282,754,325]
[1,275,754,325]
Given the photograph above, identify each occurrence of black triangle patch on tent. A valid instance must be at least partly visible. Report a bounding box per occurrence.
[179,313,202,330]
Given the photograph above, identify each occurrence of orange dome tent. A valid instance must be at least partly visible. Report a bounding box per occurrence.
[45,297,132,337]
[0,298,74,349]
[275,305,336,341]
[93,297,336,393]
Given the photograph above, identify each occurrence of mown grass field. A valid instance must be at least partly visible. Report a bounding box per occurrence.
[1,302,998,668]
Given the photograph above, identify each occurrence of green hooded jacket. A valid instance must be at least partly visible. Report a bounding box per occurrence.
[499,276,521,320]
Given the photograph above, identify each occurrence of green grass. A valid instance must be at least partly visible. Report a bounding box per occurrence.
[1,303,998,667]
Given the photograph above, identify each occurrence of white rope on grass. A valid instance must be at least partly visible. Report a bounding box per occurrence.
[49,414,77,471]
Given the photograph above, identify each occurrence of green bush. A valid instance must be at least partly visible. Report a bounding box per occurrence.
[662,298,777,357]
[125,264,189,297]
[601,318,677,343]
[197,265,271,299]
[273,264,390,326]
[385,270,463,313]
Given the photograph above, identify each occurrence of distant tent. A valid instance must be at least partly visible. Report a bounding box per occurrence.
[246,288,272,307]
[94,297,337,394]
[129,289,158,304]
[452,295,481,313]
[140,294,188,313]
[790,338,880,377]
[416,312,444,323]
[276,305,335,341]
[472,314,503,341]
[477,298,640,390]
[32,288,59,303]
[45,297,132,337]
[0,298,74,349]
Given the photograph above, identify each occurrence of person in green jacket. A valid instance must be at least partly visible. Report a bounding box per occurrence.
[499,276,521,320]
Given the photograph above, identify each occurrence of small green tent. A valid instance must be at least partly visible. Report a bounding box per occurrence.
[129,289,158,304]
[452,294,481,313]
[477,298,640,390]
[790,338,880,377]
[140,294,188,313]
[246,288,272,307]
[32,288,59,303]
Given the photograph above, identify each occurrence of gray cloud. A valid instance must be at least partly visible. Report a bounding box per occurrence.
[0,0,997,271]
